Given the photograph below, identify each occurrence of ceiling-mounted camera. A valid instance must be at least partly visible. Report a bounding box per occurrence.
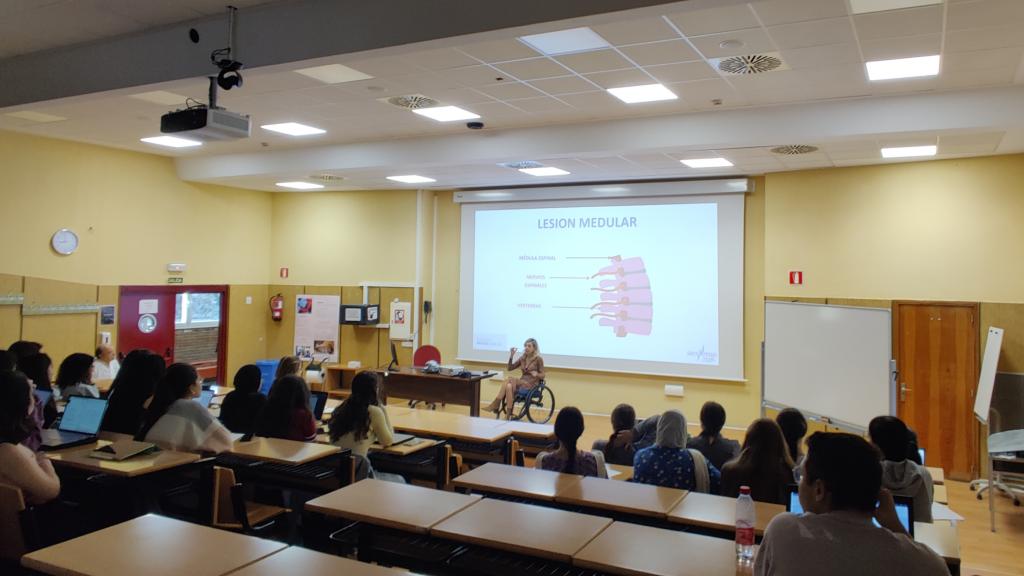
[466,121,484,130]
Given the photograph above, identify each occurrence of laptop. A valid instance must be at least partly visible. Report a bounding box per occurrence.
[40,396,108,451]
[786,484,914,537]
[309,391,328,420]
[194,389,215,408]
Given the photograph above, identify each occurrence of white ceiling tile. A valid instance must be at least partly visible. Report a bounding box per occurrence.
[688,28,777,59]
[938,131,1005,154]
[666,5,760,37]
[751,0,850,26]
[557,91,622,110]
[493,58,571,80]
[475,81,544,100]
[555,49,634,74]
[645,61,720,83]
[592,17,680,45]
[526,75,600,95]
[947,0,1024,31]
[462,100,528,121]
[618,40,701,66]
[938,65,1017,88]
[667,78,747,109]
[796,64,872,98]
[442,65,507,87]
[860,34,942,60]
[342,56,421,77]
[767,18,856,50]
[620,153,679,168]
[944,46,1024,72]
[458,39,540,62]
[867,76,939,94]
[779,43,862,69]
[945,25,1024,53]
[400,48,481,71]
[852,5,943,41]
[505,96,572,114]
[583,68,654,89]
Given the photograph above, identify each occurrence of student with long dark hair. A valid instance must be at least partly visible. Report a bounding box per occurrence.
[0,371,60,503]
[101,350,165,435]
[7,341,42,362]
[18,352,59,430]
[776,407,808,472]
[219,364,267,434]
[55,353,98,399]
[329,371,394,456]
[687,401,741,470]
[138,363,233,453]
[536,407,607,477]
[869,416,933,522]
[256,375,316,441]
[721,418,795,504]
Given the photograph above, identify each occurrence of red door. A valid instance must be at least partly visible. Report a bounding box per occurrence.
[118,289,178,365]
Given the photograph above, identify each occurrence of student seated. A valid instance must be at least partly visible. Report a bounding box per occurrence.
[137,363,233,453]
[869,416,933,522]
[537,407,607,478]
[17,353,57,441]
[720,419,794,504]
[775,408,808,476]
[275,355,303,380]
[687,401,741,471]
[329,372,394,458]
[592,403,637,466]
[7,340,43,362]
[633,409,719,492]
[101,350,165,435]
[219,364,267,434]
[754,432,947,576]
[92,344,120,380]
[0,371,60,504]
[256,375,317,441]
[0,349,15,371]
[55,353,99,399]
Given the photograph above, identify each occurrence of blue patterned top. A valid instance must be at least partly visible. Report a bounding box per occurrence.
[633,445,721,492]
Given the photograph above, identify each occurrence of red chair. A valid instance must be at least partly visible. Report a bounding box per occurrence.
[412,345,441,366]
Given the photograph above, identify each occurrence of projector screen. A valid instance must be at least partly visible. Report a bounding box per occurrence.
[458,192,745,380]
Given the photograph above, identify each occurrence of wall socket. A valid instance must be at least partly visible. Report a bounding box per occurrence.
[664,384,685,397]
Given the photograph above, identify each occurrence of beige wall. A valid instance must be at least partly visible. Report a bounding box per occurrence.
[0,131,272,286]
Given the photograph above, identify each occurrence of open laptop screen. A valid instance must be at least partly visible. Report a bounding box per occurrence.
[194,389,215,407]
[309,391,327,420]
[60,396,107,435]
[786,485,913,537]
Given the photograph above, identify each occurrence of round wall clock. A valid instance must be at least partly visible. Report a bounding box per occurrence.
[51,229,79,255]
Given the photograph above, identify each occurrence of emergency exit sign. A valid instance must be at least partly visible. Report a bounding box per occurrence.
[789,271,803,285]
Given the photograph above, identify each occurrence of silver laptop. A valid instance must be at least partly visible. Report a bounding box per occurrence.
[40,396,108,451]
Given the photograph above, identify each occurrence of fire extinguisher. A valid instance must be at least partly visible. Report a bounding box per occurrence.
[269,293,284,321]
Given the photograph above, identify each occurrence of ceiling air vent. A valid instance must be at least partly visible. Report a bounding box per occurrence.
[713,53,786,75]
[382,94,439,110]
[770,145,819,155]
[308,173,347,183]
[499,161,544,170]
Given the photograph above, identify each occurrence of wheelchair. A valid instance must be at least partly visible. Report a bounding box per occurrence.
[498,380,556,424]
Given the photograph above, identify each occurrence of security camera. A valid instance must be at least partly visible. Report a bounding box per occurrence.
[467,121,484,130]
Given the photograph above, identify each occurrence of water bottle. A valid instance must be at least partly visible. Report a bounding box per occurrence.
[735,485,756,562]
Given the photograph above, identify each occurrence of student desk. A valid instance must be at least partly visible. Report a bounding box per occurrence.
[933,484,948,504]
[229,437,341,465]
[556,476,688,519]
[667,492,785,537]
[573,521,750,576]
[453,462,582,501]
[21,513,286,576]
[46,440,200,477]
[305,478,481,534]
[226,545,410,576]
[430,498,613,563]
[928,466,945,485]
[388,409,511,445]
[915,521,961,567]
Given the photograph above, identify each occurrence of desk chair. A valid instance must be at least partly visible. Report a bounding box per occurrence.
[0,482,41,565]
[498,380,556,424]
[210,466,289,537]
[410,345,443,410]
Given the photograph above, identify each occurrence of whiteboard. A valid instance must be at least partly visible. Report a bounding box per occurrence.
[764,302,893,429]
[974,327,1004,424]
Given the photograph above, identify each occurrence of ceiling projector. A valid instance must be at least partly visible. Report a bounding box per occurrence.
[160,106,250,141]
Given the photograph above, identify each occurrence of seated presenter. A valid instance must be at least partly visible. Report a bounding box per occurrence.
[486,338,544,419]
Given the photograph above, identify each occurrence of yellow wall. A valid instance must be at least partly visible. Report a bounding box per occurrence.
[764,155,1024,302]
[0,131,272,286]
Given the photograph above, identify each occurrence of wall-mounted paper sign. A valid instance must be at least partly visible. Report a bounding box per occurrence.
[139,299,158,315]
[389,301,412,341]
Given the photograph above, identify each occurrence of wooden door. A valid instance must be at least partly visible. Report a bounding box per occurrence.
[894,302,979,481]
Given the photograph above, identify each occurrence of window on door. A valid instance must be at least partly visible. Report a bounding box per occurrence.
[175,293,222,329]
[174,292,223,383]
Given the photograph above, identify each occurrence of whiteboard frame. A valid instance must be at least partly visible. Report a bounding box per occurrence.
[761,301,896,432]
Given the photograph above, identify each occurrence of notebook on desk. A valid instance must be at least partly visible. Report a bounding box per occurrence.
[786,484,914,537]
[40,396,108,451]
[390,432,416,446]
[89,439,159,461]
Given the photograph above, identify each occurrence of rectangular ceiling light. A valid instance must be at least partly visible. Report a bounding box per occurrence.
[261,122,326,136]
[411,106,480,122]
[387,175,437,184]
[607,83,678,104]
[519,27,610,56]
[129,90,188,105]
[5,110,66,123]
[681,157,733,168]
[519,166,570,176]
[850,0,942,14]
[880,145,937,158]
[140,135,202,148]
[295,63,373,84]
[866,55,940,81]
[276,181,324,190]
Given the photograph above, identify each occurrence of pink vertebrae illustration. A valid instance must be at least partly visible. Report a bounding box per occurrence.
[589,256,652,337]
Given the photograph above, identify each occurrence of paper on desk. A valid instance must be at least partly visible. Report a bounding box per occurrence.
[605,464,621,479]
[932,502,964,522]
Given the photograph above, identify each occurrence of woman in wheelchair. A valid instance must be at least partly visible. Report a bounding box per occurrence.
[486,338,544,420]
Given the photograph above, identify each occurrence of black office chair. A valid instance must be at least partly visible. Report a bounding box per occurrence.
[498,380,555,424]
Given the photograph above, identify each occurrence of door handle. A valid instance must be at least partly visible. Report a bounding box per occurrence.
[899,382,912,401]
[164,347,173,359]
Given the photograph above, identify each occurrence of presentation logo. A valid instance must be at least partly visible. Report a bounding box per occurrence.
[687,346,718,364]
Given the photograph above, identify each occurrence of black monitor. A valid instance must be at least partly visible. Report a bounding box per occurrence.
[388,340,399,371]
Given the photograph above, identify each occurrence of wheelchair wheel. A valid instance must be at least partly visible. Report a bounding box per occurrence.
[526,385,555,424]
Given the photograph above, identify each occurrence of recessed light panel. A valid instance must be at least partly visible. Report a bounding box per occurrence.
[387,175,437,184]
[129,91,188,105]
[850,0,942,14]
[261,122,326,136]
[866,55,940,81]
[519,167,570,176]
[881,145,937,158]
[294,63,373,84]
[681,158,733,168]
[411,106,480,122]
[276,181,324,190]
[607,84,678,104]
[519,27,610,56]
[5,110,66,123]
[140,136,202,148]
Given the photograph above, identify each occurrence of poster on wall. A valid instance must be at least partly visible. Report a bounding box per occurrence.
[389,301,412,341]
[293,294,341,363]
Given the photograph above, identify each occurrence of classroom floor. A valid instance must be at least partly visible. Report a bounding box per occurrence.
[401,401,1024,576]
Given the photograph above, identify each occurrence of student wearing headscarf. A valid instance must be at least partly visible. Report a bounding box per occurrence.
[633,409,720,493]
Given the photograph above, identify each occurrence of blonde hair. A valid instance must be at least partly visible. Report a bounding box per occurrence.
[523,338,539,360]
[275,356,302,379]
